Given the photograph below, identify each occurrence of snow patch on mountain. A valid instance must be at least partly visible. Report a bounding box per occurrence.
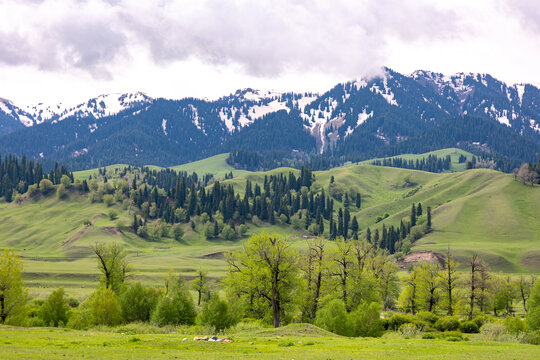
[58,92,152,121]
[516,84,526,104]
[162,119,168,136]
[357,109,373,126]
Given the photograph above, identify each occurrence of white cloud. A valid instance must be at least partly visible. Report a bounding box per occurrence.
[0,0,539,106]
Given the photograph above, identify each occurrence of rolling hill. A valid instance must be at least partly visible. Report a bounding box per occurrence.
[0,151,538,298]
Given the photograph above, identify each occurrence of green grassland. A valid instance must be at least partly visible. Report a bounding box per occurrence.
[359,148,474,172]
[74,153,249,181]
[1,149,539,299]
[1,324,539,359]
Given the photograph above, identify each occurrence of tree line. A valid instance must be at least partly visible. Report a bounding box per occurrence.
[2,236,540,343]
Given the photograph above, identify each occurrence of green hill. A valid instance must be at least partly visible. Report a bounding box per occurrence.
[2,150,539,298]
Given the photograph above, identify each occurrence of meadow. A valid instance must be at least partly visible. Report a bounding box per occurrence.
[1,324,539,360]
[0,149,538,299]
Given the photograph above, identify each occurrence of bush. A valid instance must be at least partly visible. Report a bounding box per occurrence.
[39,179,54,192]
[56,184,67,199]
[67,308,92,330]
[504,316,526,335]
[415,311,439,325]
[119,283,160,323]
[108,210,118,220]
[60,175,72,188]
[434,316,460,332]
[422,332,436,339]
[349,302,384,337]
[221,225,236,240]
[527,281,540,330]
[522,330,540,345]
[480,321,507,341]
[472,314,492,328]
[399,323,419,338]
[40,287,70,327]
[68,297,80,308]
[88,287,122,326]
[103,194,115,207]
[171,224,184,241]
[200,295,242,332]
[460,321,479,334]
[388,313,415,331]
[440,331,463,340]
[151,288,197,326]
[314,299,351,336]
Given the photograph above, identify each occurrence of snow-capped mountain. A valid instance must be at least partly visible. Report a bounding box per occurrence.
[1,68,540,170]
[0,92,154,132]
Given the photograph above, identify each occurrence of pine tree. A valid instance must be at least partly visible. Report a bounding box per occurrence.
[410,203,417,227]
[427,206,432,229]
[350,216,359,237]
[417,203,423,217]
[355,193,361,209]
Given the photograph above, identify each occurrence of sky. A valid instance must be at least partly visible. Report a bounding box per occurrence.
[1,0,540,107]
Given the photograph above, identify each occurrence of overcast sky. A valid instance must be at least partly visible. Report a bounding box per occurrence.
[1,0,539,107]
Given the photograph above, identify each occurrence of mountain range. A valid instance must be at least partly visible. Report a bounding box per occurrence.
[1,68,540,171]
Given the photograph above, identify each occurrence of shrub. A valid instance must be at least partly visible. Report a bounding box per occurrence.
[314,299,351,336]
[151,288,197,326]
[108,210,118,220]
[68,297,80,308]
[200,295,242,332]
[119,283,160,323]
[60,175,72,188]
[388,313,415,331]
[171,224,184,241]
[527,281,540,330]
[103,195,115,207]
[422,332,436,339]
[221,225,236,240]
[460,321,479,334]
[472,314,492,328]
[440,331,463,339]
[522,330,540,345]
[238,224,248,236]
[349,302,384,337]
[503,316,526,335]
[39,179,54,192]
[399,323,419,338]
[40,287,70,327]
[67,308,92,330]
[480,321,507,341]
[88,287,122,326]
[434,316,460,332]
[415,311,439,325]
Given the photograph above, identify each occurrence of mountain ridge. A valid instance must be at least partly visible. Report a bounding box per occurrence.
[1,67,540,170]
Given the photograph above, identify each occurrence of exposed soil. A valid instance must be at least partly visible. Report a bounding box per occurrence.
[396,250,445,268]
[201,251,227,259]
[102,226,122,236]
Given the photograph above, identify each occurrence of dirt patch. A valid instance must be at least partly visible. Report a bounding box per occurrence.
[62,213,107,248]
[201,251,227,259]
[521,251,540,271]
[396,250,445,269]
[102,226,122,236]
[423,242,437,245]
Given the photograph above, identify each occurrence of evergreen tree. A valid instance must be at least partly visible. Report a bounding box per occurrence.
[355,193,361,209]
[427,206,432,229]
[410,203,417,227]
[416,203,422,217]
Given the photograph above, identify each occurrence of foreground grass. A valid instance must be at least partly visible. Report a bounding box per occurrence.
[0,325,538,360]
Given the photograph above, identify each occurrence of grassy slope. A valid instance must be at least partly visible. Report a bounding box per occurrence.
[74,153,249,181]
[358,148,474,172]
[3,149,539,297]
[1,325,539,360]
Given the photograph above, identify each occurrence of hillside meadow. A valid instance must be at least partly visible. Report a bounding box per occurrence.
[1,324,540,360]
[0,150,537,299]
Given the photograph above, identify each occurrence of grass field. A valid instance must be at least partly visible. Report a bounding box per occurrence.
[358,148,474,172]
[2,149,539,299]
[1,324,539,359]
[74,153,249,181]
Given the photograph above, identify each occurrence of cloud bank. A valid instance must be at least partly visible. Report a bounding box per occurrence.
[0,0,461,79]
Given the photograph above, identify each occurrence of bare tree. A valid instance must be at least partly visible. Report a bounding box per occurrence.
[92,243,130,291]
[439,247,460,316]
[466,253,483,320]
